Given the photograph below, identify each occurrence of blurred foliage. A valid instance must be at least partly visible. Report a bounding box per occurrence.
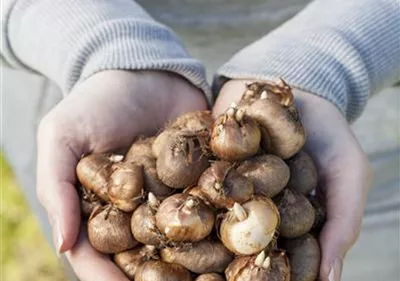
[1,152,67,281]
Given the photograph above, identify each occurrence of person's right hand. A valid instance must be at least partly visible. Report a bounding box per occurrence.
[213,80,373,281]
[36,70,207,280]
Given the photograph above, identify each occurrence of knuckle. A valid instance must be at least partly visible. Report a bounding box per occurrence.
[37,114,61,144]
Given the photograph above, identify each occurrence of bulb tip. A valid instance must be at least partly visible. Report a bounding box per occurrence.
[260,91,268,100]
[148,192,160,207]
[262,256,271,269]
[235,108,245,122]
[109,154,124,162]
[226,107,236,117]
[230,102,238,108]
[233,203,247,221]
[255,251,266,267]
[146,245,157,252]
[185,199,195,208]
[214,182,222,190]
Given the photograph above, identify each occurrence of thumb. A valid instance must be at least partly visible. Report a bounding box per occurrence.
[318,154,372,281]
[36,117,83,253]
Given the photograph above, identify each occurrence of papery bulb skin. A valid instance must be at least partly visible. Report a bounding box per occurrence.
[211,105,260,161]
[225,250,290,281]
[198,161,254,209]
[156,193,215,242]
[88,207,137,254]
[237,155,289,198]
[135,260,193,281]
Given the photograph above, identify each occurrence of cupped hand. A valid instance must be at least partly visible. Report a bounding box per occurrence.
[213,80,373,281]
[36,70,207,280]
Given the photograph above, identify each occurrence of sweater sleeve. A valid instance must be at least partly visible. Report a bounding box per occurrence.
[1,0,211,100]
[214,0,400,122]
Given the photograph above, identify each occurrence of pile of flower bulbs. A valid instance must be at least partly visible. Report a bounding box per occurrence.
[77,79,325,281]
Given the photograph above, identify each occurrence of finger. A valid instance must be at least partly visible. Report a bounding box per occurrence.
[291,89,372,281]
[316,147,372,281]
[66,228,130,281]
[318,173,367,280]
[37,119,83,253]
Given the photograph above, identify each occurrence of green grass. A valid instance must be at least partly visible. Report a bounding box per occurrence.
[1,152,67,281]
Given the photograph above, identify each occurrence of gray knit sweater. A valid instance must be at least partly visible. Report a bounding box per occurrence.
[2,0,400,122]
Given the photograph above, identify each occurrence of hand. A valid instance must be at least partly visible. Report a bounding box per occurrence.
[36,70,207,280]
[213,80,373,281]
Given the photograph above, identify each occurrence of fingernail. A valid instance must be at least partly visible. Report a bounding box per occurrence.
[328,259,343,281]
[52,219,64,256]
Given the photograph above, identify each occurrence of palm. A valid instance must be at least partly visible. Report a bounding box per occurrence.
[36,70,207,281]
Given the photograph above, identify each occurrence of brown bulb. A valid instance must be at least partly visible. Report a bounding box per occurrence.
[77,153,145,212]
[286,151,318,195]
[275,189,315,238]
[153,110,213,159]
[88,206,137,254]
[108,162,144,212]
[237,154,290,198]
[160,239,233,274]
[131,193,164,246]
[225,250,290,281]
[114,245,158,280]
[241,80,305,159]
[281,234,321,281]
[156,131,210,189]
[76,153,120,202]
[211,105,261,161]
[156,193,215,242]
[135,260,193,281]
[198,161,254,209]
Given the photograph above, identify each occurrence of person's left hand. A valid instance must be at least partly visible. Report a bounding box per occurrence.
[213,79,373,281]
[36,70,207,281]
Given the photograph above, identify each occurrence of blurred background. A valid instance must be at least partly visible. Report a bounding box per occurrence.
[1,152,68,281]
[1,0,399,280]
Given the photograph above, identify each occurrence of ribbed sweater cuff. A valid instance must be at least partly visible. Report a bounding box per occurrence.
[66,19,211,102]
[214,0,400,122]
[3,0,211,102]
